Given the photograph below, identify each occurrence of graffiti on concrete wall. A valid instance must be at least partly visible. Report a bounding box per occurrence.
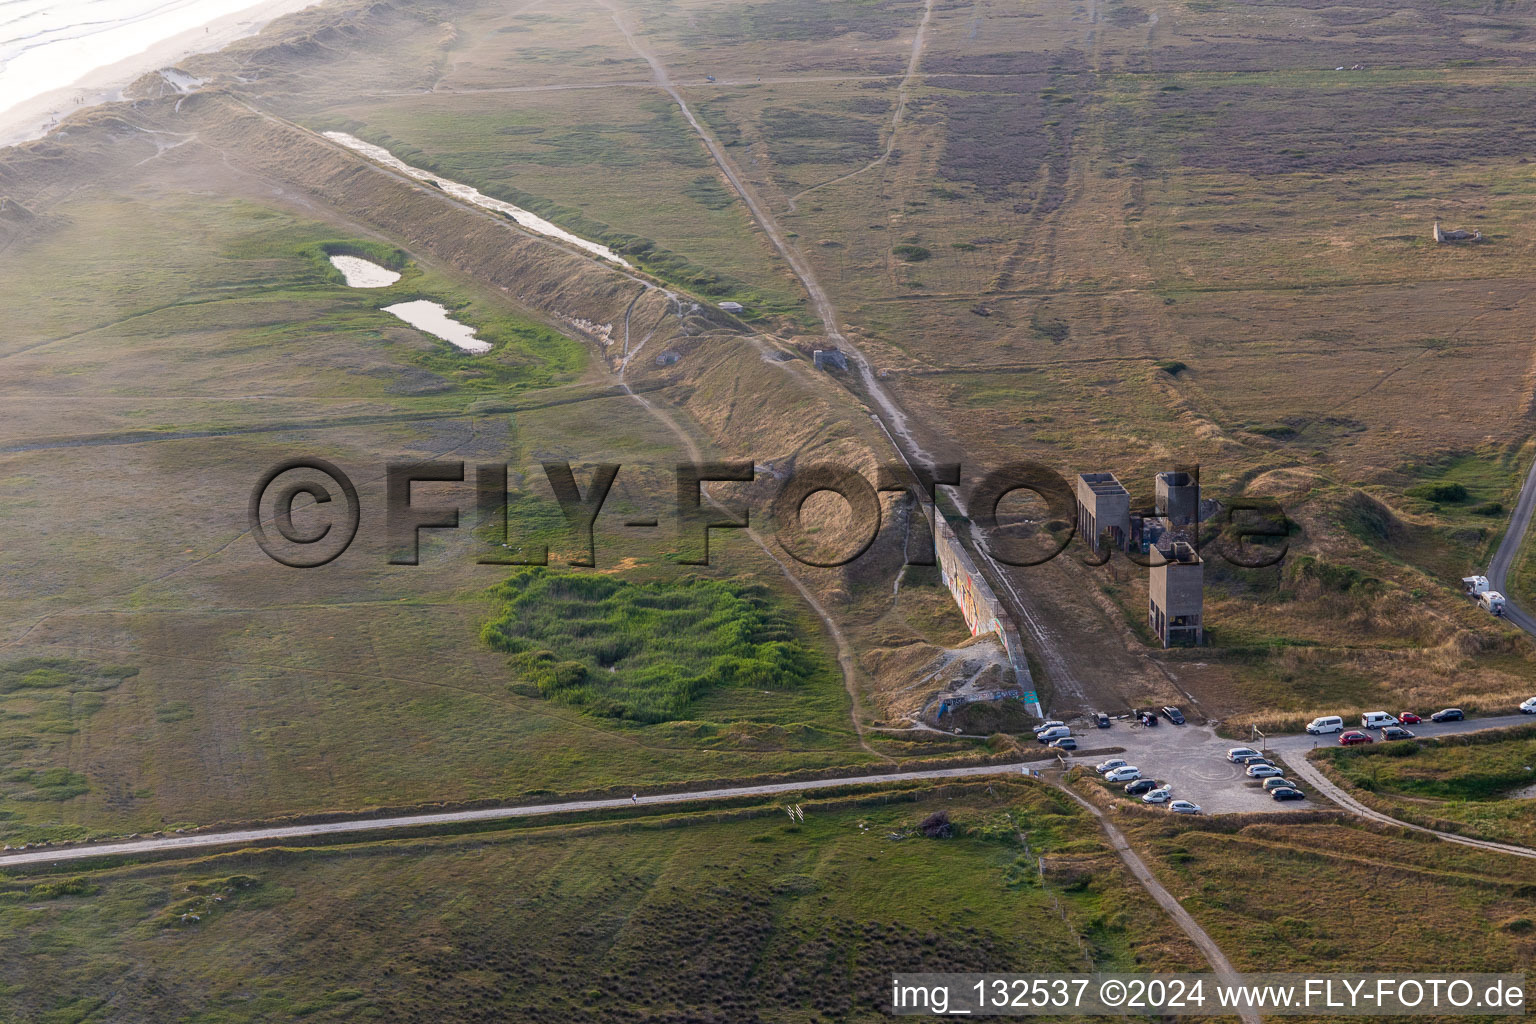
[931,512,1042,715]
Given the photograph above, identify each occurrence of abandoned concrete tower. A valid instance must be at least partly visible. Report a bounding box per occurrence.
[1078,466,1206,647]
[1075,472,1131,552]
[1150,540,1203,646]
[1155,470,1199,526]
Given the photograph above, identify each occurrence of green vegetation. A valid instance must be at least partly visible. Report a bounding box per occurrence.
[1287,555,1377,595]
[1405,481,1469,504]
[0,659,136,808]
[482,570,825,722]
[1328,726,1536,801]
[892,244,931,262]
[303,237,410,276]
[309,116,768,302]
[1319,727,1536,848]
[0,783,1182,1021]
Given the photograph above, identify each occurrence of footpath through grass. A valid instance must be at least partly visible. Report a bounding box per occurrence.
[0,781,1188,1022]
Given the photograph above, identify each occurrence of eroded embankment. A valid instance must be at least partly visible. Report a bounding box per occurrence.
[0,82,955,725]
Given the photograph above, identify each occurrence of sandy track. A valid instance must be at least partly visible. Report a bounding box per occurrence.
[0,759,1044,868]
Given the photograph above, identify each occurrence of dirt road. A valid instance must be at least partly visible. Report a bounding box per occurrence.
[600,0,1096,712]
[0,759,1049,869]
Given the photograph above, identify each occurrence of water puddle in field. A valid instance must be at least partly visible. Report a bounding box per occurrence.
[382,300,491,354]
[329,255,401,288]
[322,131,631,267]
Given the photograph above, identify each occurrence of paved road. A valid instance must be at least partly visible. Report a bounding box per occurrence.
[1487,452,1536,636]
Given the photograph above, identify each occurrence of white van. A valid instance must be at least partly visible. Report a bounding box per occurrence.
[1306,715,1344,735]
[1479,591,1507,617]
[1036,726,1071,743]
[1361,711,1398,730]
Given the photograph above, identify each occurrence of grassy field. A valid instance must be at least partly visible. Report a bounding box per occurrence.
[115,0,1536,727]
[1321,725,1536,848]
[1126,813,1536,977]
[0,120,910,845]
[0,781,1199,1021]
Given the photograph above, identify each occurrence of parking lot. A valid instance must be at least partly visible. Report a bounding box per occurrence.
[1058,712,1534,815]
[1062,722,1296,814]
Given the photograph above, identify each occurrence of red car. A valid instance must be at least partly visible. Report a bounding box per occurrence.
[1339,730,1374,746]
[1399,712,1422,725]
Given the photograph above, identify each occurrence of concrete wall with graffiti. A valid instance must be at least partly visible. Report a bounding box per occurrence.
[932,512,1043,716]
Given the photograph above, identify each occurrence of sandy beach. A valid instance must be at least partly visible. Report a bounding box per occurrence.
[0,0,322,149]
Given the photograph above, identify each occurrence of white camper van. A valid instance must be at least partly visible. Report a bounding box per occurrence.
[1463,575,1490,596]
[1360,711,1398,730]
[1479,591,1507,617]
[1306,715,1344,735]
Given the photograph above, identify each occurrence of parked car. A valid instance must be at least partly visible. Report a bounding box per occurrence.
[1306,715,1344,735]
[1380,726,1415,741]
[1238,756,1276,768]
[1247,764,1285,778]
[1095,712,1112,728]
[1430,708,1464,723]
[1398,712,1422,725]
[1361,711,1398,730]
[1262,777,1296,792]
[1339,730,1373,745]
[1168,800,1202,814]
[1095,758,1129,775]
[1033,720,1066,735]
[1137,710,1159,727]
[1161,706,1186,725]
[1105,766,1141,783]
[1270,787,1306,801]
[1124,778,1158,795]
[1036,726,1071,743]
[1142,787,1173,804]
[1050,737,1078,750]
[1521,697,1536,715]
[1227,747,1261,762]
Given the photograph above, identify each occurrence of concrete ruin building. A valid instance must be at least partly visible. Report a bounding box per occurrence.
[1077,467,1206,647]
[1433,221,1481,244]
[1149,541,1204,646]
[1155,470,1199,526]
[813,348,848,371]
[1075,472,1131,552]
